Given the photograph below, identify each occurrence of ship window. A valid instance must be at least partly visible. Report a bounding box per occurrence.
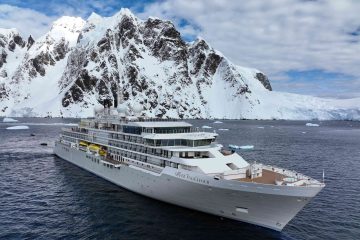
[123,126,141,135]
[226,163,238,170]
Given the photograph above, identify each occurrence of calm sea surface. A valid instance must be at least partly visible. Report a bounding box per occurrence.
[0,118,359,240]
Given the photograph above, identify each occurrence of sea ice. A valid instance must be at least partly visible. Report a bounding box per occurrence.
[213,121,223,124]
[218,128,229,131]
[21,122,78,126]
[229,144,239,149]
[3,117,18,123]
[306,123,320,127]
[202,125,212,129]
[6,125,29,130]
[239,145,254,149]
[229,144,254,150]
[257,126,265,129]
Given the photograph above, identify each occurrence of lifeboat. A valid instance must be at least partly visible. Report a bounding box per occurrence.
[99,149,107,156]
[79,141,89,147]
[88,144,101,152]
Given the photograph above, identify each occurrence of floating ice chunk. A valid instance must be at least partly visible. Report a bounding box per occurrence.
[20,122,78,126]
[3,117,18,123]
[213,121,223,124]
[202,125,212,129]
[229,144,239,149]
[229,144,254,150]
[6,125,29,130]
[218,128,229,131]
[257,126,264,129]
[306,123,320,127]
[239,145,254,149]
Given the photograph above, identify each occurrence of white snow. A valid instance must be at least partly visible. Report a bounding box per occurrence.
[306,123,320,127]
[3,117,18,122]
[6,125,29,130]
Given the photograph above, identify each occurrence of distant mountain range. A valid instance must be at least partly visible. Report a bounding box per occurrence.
[0,8,359,120]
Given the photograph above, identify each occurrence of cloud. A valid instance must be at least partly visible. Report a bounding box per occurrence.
[0,0,151,38]
[139,0,360,97]
[0,4,56,38]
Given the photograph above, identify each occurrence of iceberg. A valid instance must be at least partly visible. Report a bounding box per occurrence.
[257,126,265,129]
[213,121,223,124]
[3,117,18,123]
[202,125,212,129]
[229,144,254,150]
[306,123,320,127]
[20,122,78,126]
[218,128,229,131]
[6,125,29,130]
[239,145,254,150]
[229,144,239,149]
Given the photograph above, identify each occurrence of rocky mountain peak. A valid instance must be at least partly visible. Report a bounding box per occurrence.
[27,35,35,49]
[0,28,26,51]
[114,8,137,20]
[51,16,86,34]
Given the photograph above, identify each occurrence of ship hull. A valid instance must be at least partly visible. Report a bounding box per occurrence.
[54,141,322,231]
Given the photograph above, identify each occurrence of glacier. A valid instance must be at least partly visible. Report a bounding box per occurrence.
[0,8,359,120]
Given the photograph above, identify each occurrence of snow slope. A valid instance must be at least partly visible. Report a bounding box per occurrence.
[0,9,359,120]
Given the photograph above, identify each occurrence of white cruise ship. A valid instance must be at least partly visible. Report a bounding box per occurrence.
[54,100,325,231]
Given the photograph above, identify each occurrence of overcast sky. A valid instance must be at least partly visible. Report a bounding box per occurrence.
[0,0,359,99]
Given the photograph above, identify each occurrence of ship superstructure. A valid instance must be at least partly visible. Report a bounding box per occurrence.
[54,102,324,231]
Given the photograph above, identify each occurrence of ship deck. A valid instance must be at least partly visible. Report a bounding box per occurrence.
[237,169,286,185]
[101,157,123,167]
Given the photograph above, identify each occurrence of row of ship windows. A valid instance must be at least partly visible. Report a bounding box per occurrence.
[146,139,213,147]
[108,149,179,168]
[68,129,213,148]
[85,155,122,170]
[109,141,172,159]
[62,132,171,160]
[110,133,143,144]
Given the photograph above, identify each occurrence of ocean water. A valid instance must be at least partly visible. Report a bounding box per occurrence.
[0,118,359,240]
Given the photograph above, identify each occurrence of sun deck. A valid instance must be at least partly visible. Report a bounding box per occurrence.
[237,169,286,185]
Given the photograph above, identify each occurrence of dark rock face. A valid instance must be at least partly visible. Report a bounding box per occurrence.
[30,52,56,76]
[13,35,25,47]
[255,72,272,91]
[0,83,8,100]
[6,34,25,52]
[0,50,7,68]
[53,39,68,61]
[27,35,35,49]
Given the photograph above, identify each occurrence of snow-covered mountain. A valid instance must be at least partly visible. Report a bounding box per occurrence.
[0,9,359,120]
